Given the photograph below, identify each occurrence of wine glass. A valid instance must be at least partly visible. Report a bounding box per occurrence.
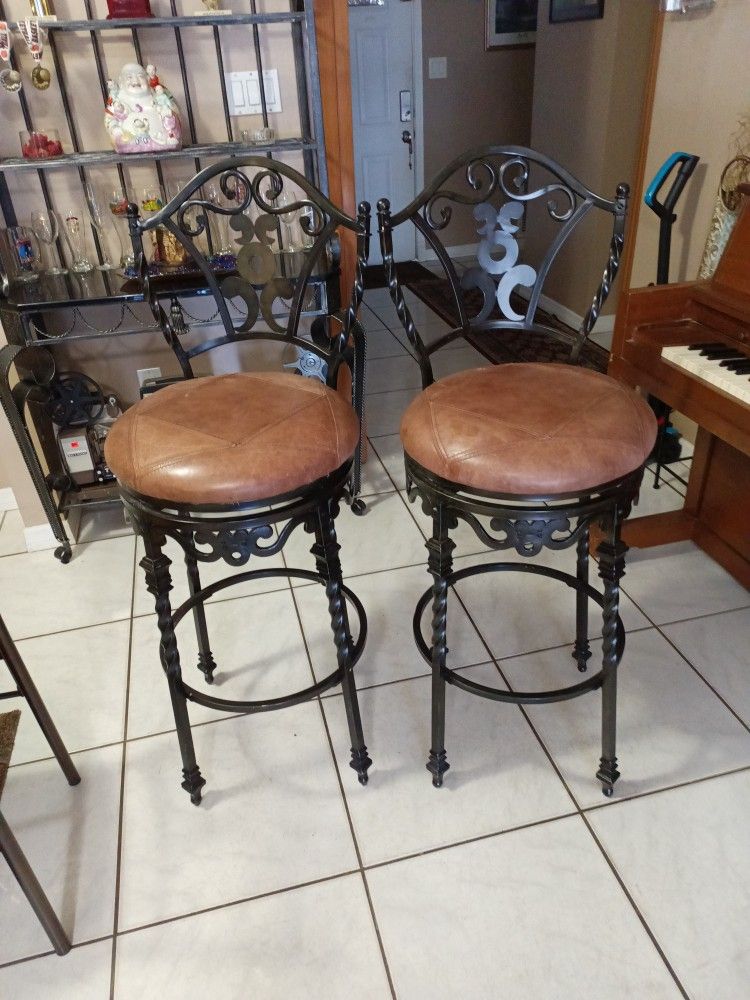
[277,188,302,253]
[140,183,164,217]
[62,209,93,273]
[107,188,133,269]
[29,209,67,275]
[206,183,235,261]
[84,185,114,271]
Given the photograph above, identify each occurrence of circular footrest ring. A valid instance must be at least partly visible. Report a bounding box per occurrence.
[166,566,367,714]
[413,560,624,706]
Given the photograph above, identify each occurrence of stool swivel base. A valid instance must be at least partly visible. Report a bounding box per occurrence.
[406,457,641,798]
[124,462,372,805]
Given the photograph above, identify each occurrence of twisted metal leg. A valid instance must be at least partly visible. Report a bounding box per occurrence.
[572,526,592,673]
[185,550,217,685]
[0,614,80,786]
[312,502,372,785]
[426,505,455,788]
[141,526,206,805]
[0,812,71,955]
[596,516,627,797]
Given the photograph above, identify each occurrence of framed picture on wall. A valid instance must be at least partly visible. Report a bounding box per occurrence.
[486,0,538,50]
[549,0,605,23]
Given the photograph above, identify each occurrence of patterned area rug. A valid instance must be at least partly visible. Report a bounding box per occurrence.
[402,268,608,373]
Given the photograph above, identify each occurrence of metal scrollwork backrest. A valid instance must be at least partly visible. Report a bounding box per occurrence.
[127,157,370,392]
[377,145,628,386]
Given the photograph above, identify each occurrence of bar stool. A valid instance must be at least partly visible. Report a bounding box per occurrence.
[106,159,372,804]
[0,614,80,955]
[377,146,657,796]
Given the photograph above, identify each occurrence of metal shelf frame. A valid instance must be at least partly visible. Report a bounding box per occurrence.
[0,0,330,562]
[34,12,305,30]
[0,138,316,173]
[0,0,327,226]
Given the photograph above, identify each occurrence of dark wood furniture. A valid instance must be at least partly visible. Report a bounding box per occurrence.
[0,615,80,956]
[609,195,750,589]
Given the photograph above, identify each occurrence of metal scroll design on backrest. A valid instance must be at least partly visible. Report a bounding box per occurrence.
[432,153,586,332]
[461,200,538,324]
[378,146,627,378]
[569,183,629,363]
[132,157,367,380]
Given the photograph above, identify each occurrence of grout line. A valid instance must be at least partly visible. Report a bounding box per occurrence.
[3,763,750,977]
[284,538,398,999]
[5,664,490,771]
[108,537,139,999]
[611,577,750,731]
[641,603,750,629]
[445,569,692,996]
[8,615,135,645]
[111,870,362,942]
[582,762,750,814]
[365,384,421,399]
[362,812,579,875]
[577,813,691,999]
[654,624,750,734]
[0,934,114,971]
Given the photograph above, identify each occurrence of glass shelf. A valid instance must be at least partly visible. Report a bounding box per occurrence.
[1,249,336,317]
[0,139,317,174]
[39,12,304,32]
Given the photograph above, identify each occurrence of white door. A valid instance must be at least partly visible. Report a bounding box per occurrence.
[349,0,417,263]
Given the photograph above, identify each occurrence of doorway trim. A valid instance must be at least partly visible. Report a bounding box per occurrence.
[412,0,425,262]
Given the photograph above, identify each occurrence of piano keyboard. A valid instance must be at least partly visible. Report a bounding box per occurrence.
[661,342,750,407]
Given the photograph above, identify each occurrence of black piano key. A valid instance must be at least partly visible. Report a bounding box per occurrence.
[688,341,721,352]
[721,360,750,374]
[700,347,744,359]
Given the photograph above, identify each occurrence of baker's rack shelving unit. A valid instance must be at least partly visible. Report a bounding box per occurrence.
[0,0,331,562]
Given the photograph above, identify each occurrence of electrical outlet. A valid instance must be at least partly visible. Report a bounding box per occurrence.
[137,367,162,388]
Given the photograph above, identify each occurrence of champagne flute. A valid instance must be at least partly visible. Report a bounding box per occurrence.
[206,183,234,258]
[62,209,93,273]
[107,188,133,269]
[84,185,114,271]
[29,209,67,275]
[277,188,302,253]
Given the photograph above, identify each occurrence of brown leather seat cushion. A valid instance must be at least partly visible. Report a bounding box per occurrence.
[400,363,657,496]
[106,371,360,505]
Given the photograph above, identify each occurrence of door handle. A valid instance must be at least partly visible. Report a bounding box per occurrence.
[402,129,413,170]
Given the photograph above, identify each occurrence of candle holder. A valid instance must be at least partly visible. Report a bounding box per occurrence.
[20,128,62,159]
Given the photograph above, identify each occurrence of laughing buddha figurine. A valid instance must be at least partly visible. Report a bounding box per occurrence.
[104,63,182,154]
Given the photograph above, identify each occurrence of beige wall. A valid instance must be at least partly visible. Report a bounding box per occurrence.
[630,0,750,289]
[528,0,654,317]
[421,0,536,246]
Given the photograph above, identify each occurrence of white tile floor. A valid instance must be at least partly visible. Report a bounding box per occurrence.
[0,287,748,999]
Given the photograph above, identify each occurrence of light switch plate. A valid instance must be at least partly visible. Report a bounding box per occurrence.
[225,69,282,116]
[428,56,447,80]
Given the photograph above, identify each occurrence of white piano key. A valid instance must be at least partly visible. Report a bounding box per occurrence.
[661,344,750,407]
